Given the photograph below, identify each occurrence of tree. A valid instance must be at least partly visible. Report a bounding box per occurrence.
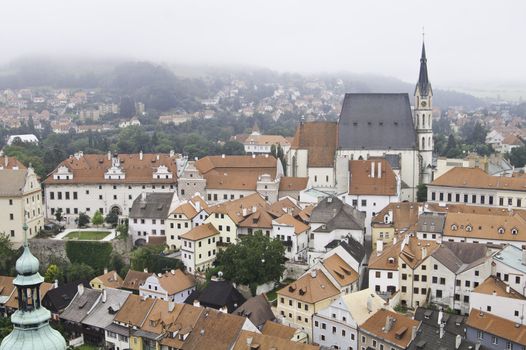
[116,223,128,239]
[92,210,104,228]
[0,234,18,275]
[54,208,63,222]
[105,211,119,227]
[508,146,526,168]
[44,264,64,283]
[215,231,285,290]
[65,263,95,282]
[130,245,184,273]
[416,184,427,202]
[77,212,90,228]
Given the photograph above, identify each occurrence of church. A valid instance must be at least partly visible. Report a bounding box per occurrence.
[287,41,434,201]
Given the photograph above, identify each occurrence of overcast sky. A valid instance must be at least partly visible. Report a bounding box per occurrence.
[1,0,525,87]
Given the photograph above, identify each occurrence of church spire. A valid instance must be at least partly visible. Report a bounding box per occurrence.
[416,40,432,96]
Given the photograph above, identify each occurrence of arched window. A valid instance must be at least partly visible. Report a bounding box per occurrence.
[512,228,519,235]
[498,227,505,235]
[428,137,432,147]
[466,225,473,232]
[451,224,458,231]
[421,137,425,149]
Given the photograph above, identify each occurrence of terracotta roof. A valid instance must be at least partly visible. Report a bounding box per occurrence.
[269,197,302,217]
[206,193,269,224]
[140,299,185,334]
[0,276,15,301]
[425,202,526,216]
[243,134,291,146]
[44,153,179,185]
[0,156,27,170]
[348,159,397,196]
[232,330,319,350]
[472,276,526,300]
[155,270,195,295]
[431,167,526,192]
[466,309,526,346]
[274,214,309,235]
[360,309,420,348]
[277,269,339,304]
[0,169,30,197]
[196,155,277,190]
[159,304,204,349]
[238,208,276,230]
[92,270,123,289]
[322,254,358,287]
[173,202,199,219]
[180,223,219,241]
[181,308,246,350]
[122,270,149,291]
[502,134,523,146]
[399,236,440,269]
[290,121,337,167]
[114,294,156,326]
[371,202,420,233]
[443,211,526,242]
[279,176,309,191]
[261,321,296,339]
[368,239,403,271]
[148,235,167,245]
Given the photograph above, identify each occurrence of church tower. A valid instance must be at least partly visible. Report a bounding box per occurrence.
[414,40,434,184]
[0,224,66,350]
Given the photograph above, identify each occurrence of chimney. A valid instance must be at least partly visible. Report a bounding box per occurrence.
[78,283,85,296]
[170,150,175,158]
[439,322,445,339]
[220,306,228,313]
[384,316,392,332]
[455,334,462,349]
[377,240,384,256]
[107,151,111,160]
[171,269,176,275]
[4,155,8,167]
[421,246,427,259]
[113,271,118,281]
[378,161,382,179]
[522,245,526,265]
[143,268,148,273]
[156,154,160,161]
[195,200,201,212]
[371,161,375,178]
[139,151,143,160]
[221,154,225,159]
[412,325,418,340]
[54,279,59,289]
[193,300,200,307]
[104,267,108,275]
[102,289,107,303]
[506,285,511,293]
[367,294,373,312]
[310,270,317,278]
[246,336,253,347]
[438,309,443,325]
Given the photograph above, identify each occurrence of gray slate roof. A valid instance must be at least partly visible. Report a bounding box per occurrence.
[432,241,488,274]
[234,294,275,328]
[341,237,366,264]
[60,288,101,323]
[338,93,416,150]
[129,192,175,219]
[311,196,365,232]
[417,213,445,233]
[0,169,27,197]
[82,288,131,329]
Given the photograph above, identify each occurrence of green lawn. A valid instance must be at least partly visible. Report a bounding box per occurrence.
[76,345,100,350]
[64,231,110,240]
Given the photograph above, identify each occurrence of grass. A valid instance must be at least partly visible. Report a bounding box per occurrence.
[64,231,110,240]
[76,345,100,350]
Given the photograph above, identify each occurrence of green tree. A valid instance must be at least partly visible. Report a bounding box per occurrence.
[130,245,183,273]
[508,146,526,168]
[77,212,90,228]
[44,264,64,283]
[116,222,129,239]
[92,210,104,227]
[0,234,18,275]
[65,263,95,282]
[216,231,285,290]
[416,184,427,202]
[105,211,119,226]
[0,316,13,343]
[109,253,127,277]
[54,208,63,222]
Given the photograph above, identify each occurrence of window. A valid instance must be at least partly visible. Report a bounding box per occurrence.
[402,274,407,280]
[464,295,469,303]
[50,192,55,200]
[361,199,367,207]
[477,331,484,340]
[440,277,446,285]
[9,213,14,220]
[436,290,442,298]
[492,336,498,345]
[516,276,521,284]
[465,280,471,287]
[515,310,520,317]
[434,264,438,270]
[376,271,381,278]
[387,272,393,279]
[432,276,438,284]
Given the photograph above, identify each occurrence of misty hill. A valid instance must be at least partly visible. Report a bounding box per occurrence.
[0,57,483,110]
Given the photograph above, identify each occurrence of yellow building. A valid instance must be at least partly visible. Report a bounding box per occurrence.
[0,163,44,247]
[371,202,420,250]
[180,223,220,275]
[277,269,340,342]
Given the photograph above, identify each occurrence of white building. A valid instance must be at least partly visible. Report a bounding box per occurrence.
[272,213,309,262]
[139,270,195,303]
[180,223,219,275]
[493,245,526,296]
[243,131,291,155]
[129,192,178,246]
[166,194,209,250]
[6,134,39,145]
[312,289,390,350]
[341,159,400,236]
[43,151,181,225]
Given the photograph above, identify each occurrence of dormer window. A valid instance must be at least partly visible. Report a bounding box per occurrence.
[498,227,505,235]
[451,224,458,231]
[512,228,519,235]
[466,225,473,232]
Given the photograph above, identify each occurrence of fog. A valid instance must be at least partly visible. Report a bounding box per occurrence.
[1,0,525,86]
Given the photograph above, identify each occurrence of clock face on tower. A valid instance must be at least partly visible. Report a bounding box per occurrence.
[421,101,427,107]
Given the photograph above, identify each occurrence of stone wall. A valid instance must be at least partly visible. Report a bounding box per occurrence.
[29,236,133,267]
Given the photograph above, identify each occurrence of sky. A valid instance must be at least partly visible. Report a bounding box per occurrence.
[1,0,525,87]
